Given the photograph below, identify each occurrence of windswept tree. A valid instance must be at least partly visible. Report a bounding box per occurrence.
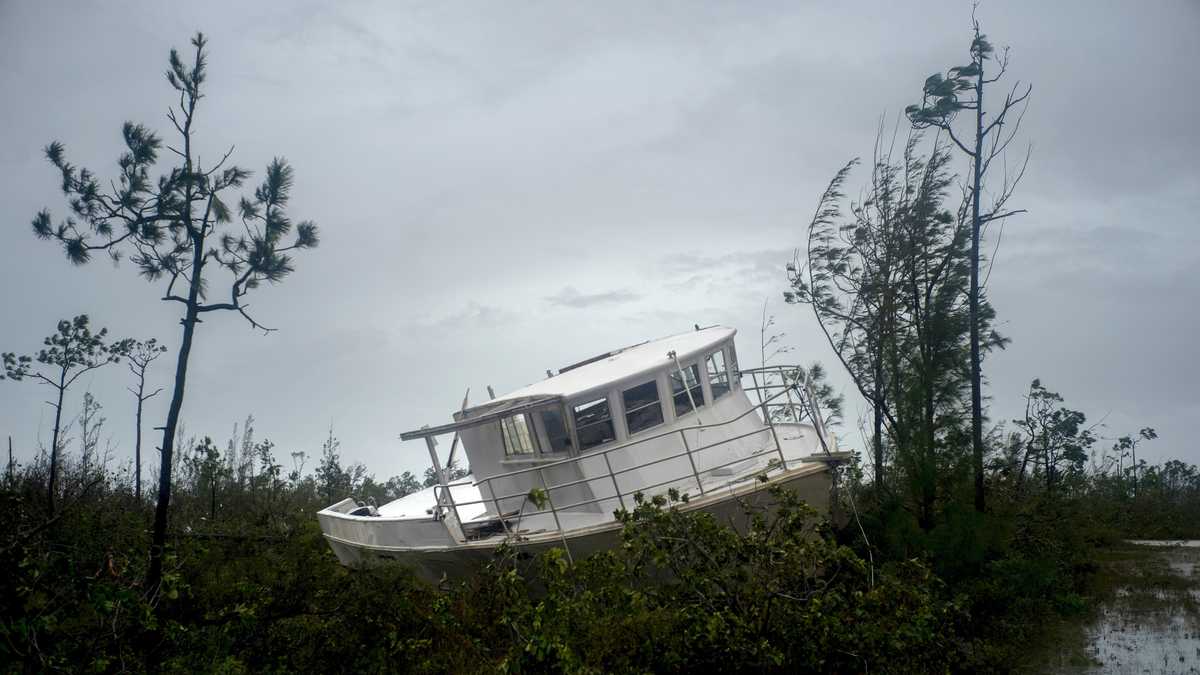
[1112,427,1158,494]
[888,136,1006,528]
[1012,379,1097,494]
[28,33,320,592]
[117,338,167,502]
[788,129,1001,528]
[2,315,125,512]
[785,132,925,481]
[786,158,890,474]
[906,14,1031,513]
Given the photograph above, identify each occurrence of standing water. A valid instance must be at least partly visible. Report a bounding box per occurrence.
[1051,541,1200,674]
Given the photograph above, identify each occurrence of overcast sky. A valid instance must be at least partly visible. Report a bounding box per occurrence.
[1,1,1197,482]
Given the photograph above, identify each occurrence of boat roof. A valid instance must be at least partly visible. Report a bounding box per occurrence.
[399,395,560,441]
[487,325,735,406]
[398,325,735,441]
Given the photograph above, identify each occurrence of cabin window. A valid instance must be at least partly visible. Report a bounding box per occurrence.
[572,397,616,451]
[500,414,538,456]
[622,380,664,435]
[541,409,572,453]
[706,350,731,399]
[670,363,706,417]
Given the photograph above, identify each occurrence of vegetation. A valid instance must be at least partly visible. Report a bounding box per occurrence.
[27,31,319,594]
[3,17,1197,675]
[1,415,1197,672]
[2,315,126,513]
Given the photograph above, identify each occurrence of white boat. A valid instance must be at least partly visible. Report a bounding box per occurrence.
[318,325,849,581]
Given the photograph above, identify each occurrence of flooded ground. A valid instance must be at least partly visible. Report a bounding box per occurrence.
[1045,541,1200,674]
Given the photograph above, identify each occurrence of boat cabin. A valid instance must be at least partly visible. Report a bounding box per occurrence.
[400,327,793,526]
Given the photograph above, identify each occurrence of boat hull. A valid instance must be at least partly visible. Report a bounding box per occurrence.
[320,460,834,583]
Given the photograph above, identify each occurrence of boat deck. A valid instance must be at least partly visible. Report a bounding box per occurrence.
[363,421,825,542]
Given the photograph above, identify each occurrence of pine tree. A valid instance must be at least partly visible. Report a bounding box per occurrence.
[28,33,320,593]
[116,338,167,502]
[788,129,1002,526]
[906,13,1030,512]
[2,315,126,512]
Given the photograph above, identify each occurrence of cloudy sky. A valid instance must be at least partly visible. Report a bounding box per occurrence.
[1,1,1197,482]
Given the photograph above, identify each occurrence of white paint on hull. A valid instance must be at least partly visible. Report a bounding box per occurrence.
[321,460,834,582]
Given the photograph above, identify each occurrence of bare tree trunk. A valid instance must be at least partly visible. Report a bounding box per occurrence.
[970,60,986,514]
[147,247,202,594]
[1131,442,1138,496]
[134,379,144,502]
[47,371,66,514]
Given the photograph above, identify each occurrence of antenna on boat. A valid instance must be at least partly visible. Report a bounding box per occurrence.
[668,350,704,426]
[486,385,495,400]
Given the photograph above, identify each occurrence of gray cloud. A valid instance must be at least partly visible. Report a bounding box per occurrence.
[1,1,1196,479]
[416,301,521,330]
[546,286,641,308]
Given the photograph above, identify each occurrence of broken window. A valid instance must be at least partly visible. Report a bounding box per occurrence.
[500,414,538,456]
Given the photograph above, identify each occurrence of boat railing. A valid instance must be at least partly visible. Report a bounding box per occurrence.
[431,368,831,557]
[739,365,834,454]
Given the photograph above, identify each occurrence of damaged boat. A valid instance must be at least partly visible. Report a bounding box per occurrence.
[317,325,849,581]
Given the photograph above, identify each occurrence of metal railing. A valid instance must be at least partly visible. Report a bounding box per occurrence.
[739,365,834,455]
[429,368,831,557]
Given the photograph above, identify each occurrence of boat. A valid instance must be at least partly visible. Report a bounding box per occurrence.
[317,325,849,581]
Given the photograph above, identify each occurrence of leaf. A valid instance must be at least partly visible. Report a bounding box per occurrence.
[527,487,548,509]
[31,210,52,239]
[295,221,319,248]
[211,195,231,223]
